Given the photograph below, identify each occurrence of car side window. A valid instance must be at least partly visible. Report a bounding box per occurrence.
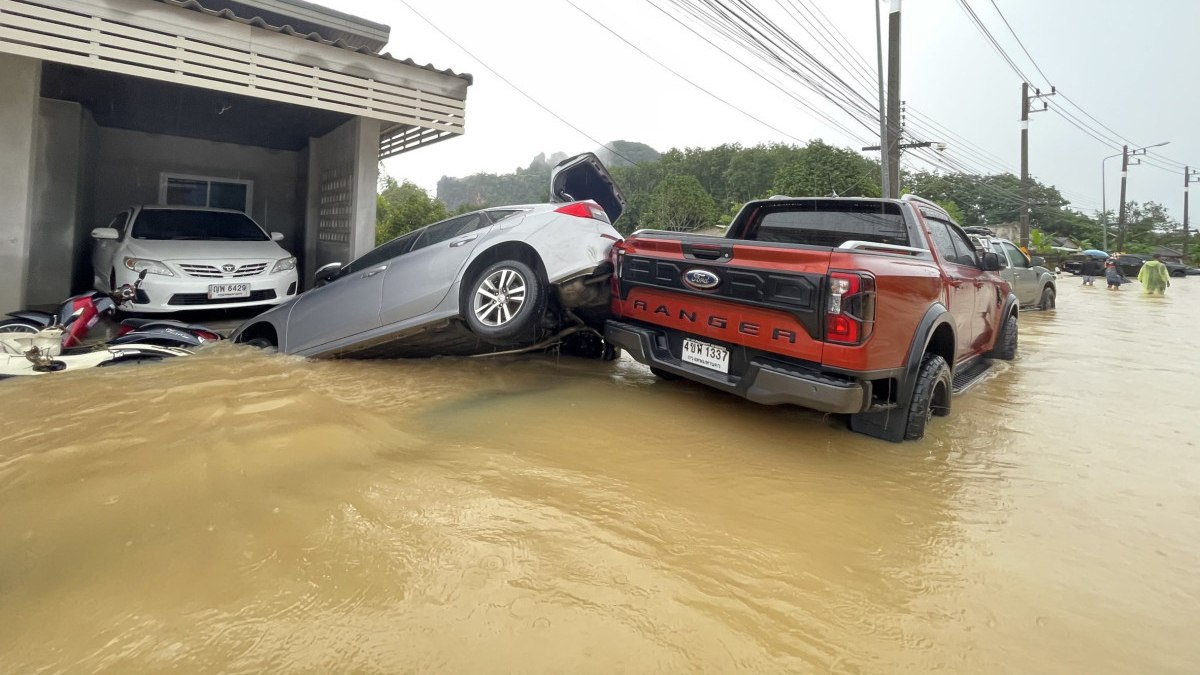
[926,219,975,267]
[340,231,417,278]
[484,209,524,224]
[991,243,1010,268]
[409,214,487,252]
[1002,243,1030,268]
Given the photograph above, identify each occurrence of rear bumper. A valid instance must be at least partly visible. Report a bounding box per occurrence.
[606,320,868,414]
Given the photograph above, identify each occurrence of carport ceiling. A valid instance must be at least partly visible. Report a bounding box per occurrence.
[41,63,351,151]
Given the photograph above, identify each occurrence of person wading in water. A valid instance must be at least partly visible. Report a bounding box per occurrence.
[1138,254,1171,296]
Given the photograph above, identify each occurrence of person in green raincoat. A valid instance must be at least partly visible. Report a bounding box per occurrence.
[1137,255,1171,296]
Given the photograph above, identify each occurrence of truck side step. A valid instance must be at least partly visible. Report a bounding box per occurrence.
[952,360,993,395]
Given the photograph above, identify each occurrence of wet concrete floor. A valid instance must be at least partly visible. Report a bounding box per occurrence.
[1,278,1197,673]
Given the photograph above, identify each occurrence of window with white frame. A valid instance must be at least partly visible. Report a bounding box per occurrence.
[159,173,253,213]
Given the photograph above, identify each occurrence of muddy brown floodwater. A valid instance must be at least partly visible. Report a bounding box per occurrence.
[1,279,1199,673]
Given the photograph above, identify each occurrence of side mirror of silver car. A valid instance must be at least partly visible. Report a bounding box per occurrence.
[313,262,342,288]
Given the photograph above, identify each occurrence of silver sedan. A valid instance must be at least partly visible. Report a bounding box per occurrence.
[230,154,624,358]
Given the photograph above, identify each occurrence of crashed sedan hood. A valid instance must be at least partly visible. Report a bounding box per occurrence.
[550,152,626,224]
[124,238,292,261]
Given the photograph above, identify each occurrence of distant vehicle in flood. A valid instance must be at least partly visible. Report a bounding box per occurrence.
[231,153,625,359]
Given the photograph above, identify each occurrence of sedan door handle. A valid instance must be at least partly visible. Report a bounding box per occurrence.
[948,278,965,288]
[449,234,478,248]
[362,265,387,278]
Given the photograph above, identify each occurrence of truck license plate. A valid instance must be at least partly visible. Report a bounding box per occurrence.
[681,338,729,373]
[207,283,250,299]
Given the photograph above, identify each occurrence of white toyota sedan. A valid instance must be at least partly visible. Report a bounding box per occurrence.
[91,206,299,313]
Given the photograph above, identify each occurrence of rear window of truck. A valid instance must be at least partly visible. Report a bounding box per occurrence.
[743,201,909,247]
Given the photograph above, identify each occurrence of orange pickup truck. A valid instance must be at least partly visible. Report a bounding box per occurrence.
[604,194,1019,441]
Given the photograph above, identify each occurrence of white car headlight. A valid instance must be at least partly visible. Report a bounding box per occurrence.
[271,256,297,274]
[123,257,174,276]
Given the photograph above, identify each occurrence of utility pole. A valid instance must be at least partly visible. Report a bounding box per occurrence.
[1185,166,1200,260]
[1116,145,1130,251]
[1019,84,1054,249]
[875,0,889,197]
[885,0,901,197]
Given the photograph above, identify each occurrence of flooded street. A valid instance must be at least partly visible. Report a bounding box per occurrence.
[2,279,1198,673]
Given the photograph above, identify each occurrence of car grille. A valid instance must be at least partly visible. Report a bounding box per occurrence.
[178,262,270,278]
[167,290,277,306]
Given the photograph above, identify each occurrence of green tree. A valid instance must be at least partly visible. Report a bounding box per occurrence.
[376,176,448,245]
[772,140,881,198]
[644,174,716,232]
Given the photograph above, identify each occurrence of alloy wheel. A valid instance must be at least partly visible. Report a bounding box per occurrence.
[473,267,527,327]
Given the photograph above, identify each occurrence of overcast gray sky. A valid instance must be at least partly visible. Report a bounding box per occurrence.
[332,0,1196,221]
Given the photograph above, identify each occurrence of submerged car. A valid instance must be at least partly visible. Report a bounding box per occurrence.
[230,153,625,358]
[91,206,299,313]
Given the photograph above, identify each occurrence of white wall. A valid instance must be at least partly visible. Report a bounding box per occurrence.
[91,128,307,261]
[0,54,41,311]
[28,99,87,305]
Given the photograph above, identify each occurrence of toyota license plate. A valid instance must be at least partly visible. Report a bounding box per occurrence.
[207,283,250,299]
[681,338,729,373]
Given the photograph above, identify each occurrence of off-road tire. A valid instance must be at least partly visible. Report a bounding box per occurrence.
[464,260,547,346]
[988,314,1018,361]
[650,367,681,380]
[1038,286,1055,310]
[903,354,952,441]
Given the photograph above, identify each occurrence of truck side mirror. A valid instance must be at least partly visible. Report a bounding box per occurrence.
[981,252,1002,272]
[1030,256,1046,267]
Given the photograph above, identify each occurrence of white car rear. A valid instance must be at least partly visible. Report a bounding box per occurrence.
[91,206,299,313]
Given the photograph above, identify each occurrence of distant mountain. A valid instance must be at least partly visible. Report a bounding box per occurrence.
[436,143,660,209]
[596,140,661,168]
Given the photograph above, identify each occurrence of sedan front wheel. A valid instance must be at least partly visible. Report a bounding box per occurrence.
[464,260,546,345]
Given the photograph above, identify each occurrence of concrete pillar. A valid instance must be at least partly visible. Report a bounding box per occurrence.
[351,116,380,260]
[0,55,41,312]
[303,116,379,287]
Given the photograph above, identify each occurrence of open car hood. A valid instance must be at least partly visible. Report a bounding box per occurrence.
[550,153,626,223]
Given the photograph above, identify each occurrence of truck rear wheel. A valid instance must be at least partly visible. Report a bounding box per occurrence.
[903,354,952,441]
[988,314,1018,361]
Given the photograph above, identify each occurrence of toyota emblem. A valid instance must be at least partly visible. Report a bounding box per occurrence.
[682,268,721,290]
[222,264,235,273]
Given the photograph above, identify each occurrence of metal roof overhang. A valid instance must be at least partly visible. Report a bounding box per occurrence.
[0,0,470,158]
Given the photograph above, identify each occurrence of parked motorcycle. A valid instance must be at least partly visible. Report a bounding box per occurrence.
[0,271,221,377]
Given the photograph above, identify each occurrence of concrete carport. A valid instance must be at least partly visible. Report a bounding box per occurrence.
[0,0,471,311]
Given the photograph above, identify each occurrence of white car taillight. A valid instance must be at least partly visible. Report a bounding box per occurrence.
[554,201,611,223]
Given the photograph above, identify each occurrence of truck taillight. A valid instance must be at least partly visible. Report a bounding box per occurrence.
[555,201,610,223]
[825,272,875,344]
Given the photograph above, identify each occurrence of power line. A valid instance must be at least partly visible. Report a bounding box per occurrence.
[985,0,1051,88]
[645,0,874,145]
[393,0,638,165]
[954,0,1032,83]
[563,0,808,145]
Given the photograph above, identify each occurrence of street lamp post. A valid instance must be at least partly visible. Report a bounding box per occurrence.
[1100,151,1122,251]
[1102,141,1169,252]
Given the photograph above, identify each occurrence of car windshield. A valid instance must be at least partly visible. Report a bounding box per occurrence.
[131,210,268,241]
